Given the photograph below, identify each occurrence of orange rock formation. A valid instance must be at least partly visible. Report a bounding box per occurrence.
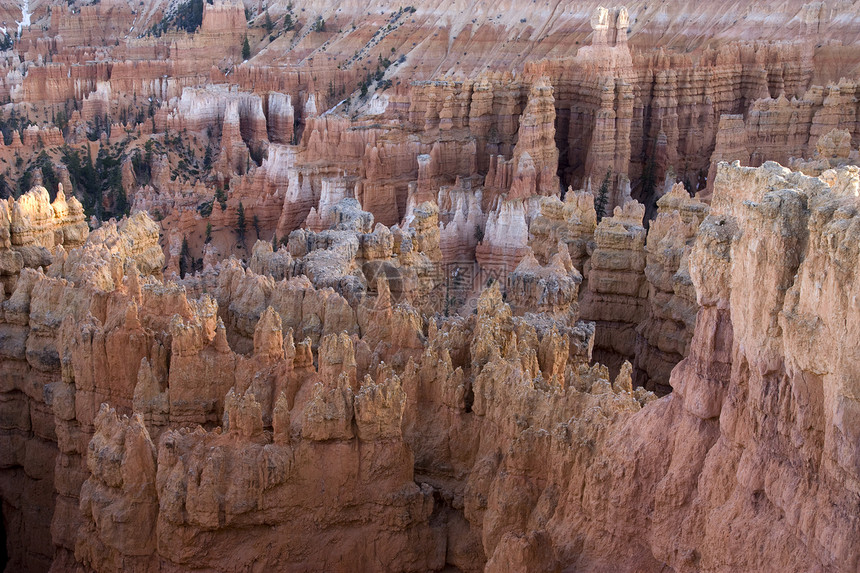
[1,1,860,571]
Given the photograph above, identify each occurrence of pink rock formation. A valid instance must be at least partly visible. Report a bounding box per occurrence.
[476,198,530,281]
[790,127,860,175]
[4,1,860,571]
[508,77,560,200]
[528,190,598,272]
[703,114,751,200]
[0,186,89,278]
[580,200,648,371]
[267,91,295,144]
[215,99,253,177]
[634,183,708,393]
[3,161,860,572]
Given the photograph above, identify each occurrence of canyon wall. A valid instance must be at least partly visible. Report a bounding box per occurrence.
[1,1,860,571]
[3,162,860,571]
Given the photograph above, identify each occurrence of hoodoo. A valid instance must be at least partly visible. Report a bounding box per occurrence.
[1,1,860,571]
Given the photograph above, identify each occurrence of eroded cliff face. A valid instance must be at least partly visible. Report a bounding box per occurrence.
[2,1,860,254]
[3,0,860,571]
[2,161,860,572]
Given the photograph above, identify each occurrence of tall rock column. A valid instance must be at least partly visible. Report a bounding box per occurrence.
[633,183,708,393]
[580,200,648,373]
[703,114,750,201]
[267,92,295,145]
[510,77,560,199]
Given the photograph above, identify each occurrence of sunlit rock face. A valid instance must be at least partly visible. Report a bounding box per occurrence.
[3,1,860,571]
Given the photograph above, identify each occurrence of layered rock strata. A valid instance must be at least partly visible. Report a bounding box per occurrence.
[633,183,708,393]
[3,0,860,571]
[3,161,860,572]
[578,200,648,373]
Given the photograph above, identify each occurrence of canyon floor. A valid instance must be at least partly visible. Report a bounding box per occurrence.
[1,0,860,571]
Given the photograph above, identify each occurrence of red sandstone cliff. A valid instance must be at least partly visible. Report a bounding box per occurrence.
[1,1,860,571]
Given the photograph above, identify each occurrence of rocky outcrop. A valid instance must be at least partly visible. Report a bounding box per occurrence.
[0,186,89,291]
[76,376,442,572]
[199,0,246,36]
[0,209,163,572]
[469,161,860,571]
[633,183,708,393]
[790,127,860,176]
[580,200,648,372]
[508,78,559,200]
[5,158,860,572]
[703,114,750,200]
[7,186,88,252]
[21,125,64,148]
[267,92,295,145]
[528,190,598,272]
[507,247,581,319]
[639,160,860,571]
[476,199,530,281]
[5,1,860,571]
[215,100,253,177]
[76,406,159,570]
[437,179,485,265]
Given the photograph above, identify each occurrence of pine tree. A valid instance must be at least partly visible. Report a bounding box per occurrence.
[37,151,59,199]
[0,174,8,199]
[16,170,32,198]
[594,169,612,222]
[179,235,190,278]
[242,35,251,60]
[205,221,212,244]
[253,214,260,239]
[640,141,657,204]
[236,202,246,242]
[115,187,129,216]
[55,110,68,133]
[264,10,273,32]
[215,185,227,209]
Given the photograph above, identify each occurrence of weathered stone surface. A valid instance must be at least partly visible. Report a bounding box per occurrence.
[4,1,860,572]
[634,184,709,393]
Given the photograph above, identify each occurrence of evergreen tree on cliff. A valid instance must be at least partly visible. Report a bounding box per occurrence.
[236,202,246,243]
[595,169,612,222]
[179,236,190,278]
